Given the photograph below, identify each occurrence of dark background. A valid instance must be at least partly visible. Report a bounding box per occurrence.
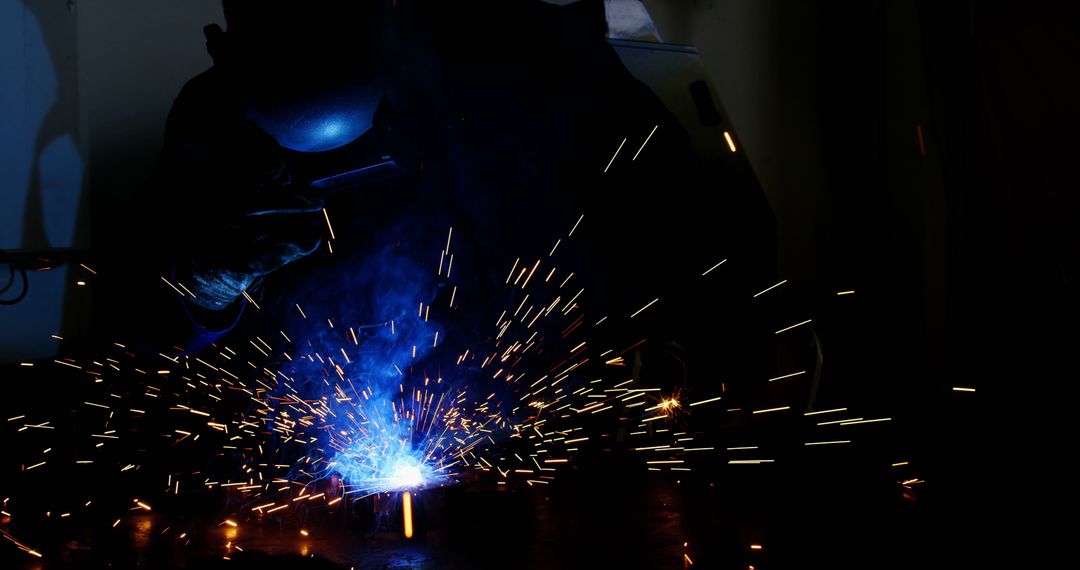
[3,0,1077,566]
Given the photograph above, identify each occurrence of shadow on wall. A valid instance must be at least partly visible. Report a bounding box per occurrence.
[1,0,223,362]
[0,0,84,251]
[0,0,85,361]
[0,0,86,253]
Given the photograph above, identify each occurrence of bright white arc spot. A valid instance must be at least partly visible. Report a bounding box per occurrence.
[391,465,424,489]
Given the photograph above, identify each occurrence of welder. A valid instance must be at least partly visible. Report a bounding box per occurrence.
[96,0,774,393]
[98,0,394,353]
[83,3,776,547]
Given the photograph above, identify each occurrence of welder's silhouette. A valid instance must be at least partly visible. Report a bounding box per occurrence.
[98,0,775,397]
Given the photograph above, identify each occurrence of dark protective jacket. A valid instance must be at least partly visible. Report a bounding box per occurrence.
[95,0,775,395]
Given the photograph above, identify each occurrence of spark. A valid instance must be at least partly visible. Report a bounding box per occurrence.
[724,131,737,152]
[177,282,198,299]
[630,298,659,319]
[839,418,892,425]
[604,138,628,173]
[568,214,584,237]
[817,418,862,426]
[804,408,847,416]
[322,208,336,240]
[753,280,787,298]
[521,259,541,289]
[403,491,414,539]
[1,529,42,558]
[774,319,812,335]
[633,125,659,160]
[768,371,806,382]
[160,276,185,296]
[702,259,727,276]
[241,290,261,310]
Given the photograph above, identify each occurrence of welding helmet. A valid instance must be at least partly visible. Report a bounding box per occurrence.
[207,0,391,153]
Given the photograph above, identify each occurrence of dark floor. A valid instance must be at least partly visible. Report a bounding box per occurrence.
[3,450,939,570]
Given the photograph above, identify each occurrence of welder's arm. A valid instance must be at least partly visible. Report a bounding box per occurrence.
[155,178,324,354]
[178,191,324,312]
[159,194,324,353]
[103,75,324,355]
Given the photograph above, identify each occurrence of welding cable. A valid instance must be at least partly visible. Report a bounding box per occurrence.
[0,262,13,293]
[0,262,29,305]
[0,249,77,306]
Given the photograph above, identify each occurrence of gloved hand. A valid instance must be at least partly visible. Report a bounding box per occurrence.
[182,189,325,311]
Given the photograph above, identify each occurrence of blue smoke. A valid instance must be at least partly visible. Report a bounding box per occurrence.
[266,222,468,495]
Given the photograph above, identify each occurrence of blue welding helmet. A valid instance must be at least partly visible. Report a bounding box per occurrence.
[209,0,391,153]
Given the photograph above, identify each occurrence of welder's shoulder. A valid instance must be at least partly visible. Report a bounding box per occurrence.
[161,67,261,164]
[173,66,224,108]
[164,67,231,136]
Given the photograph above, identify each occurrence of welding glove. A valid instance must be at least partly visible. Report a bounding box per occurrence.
[181,190,325,312]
